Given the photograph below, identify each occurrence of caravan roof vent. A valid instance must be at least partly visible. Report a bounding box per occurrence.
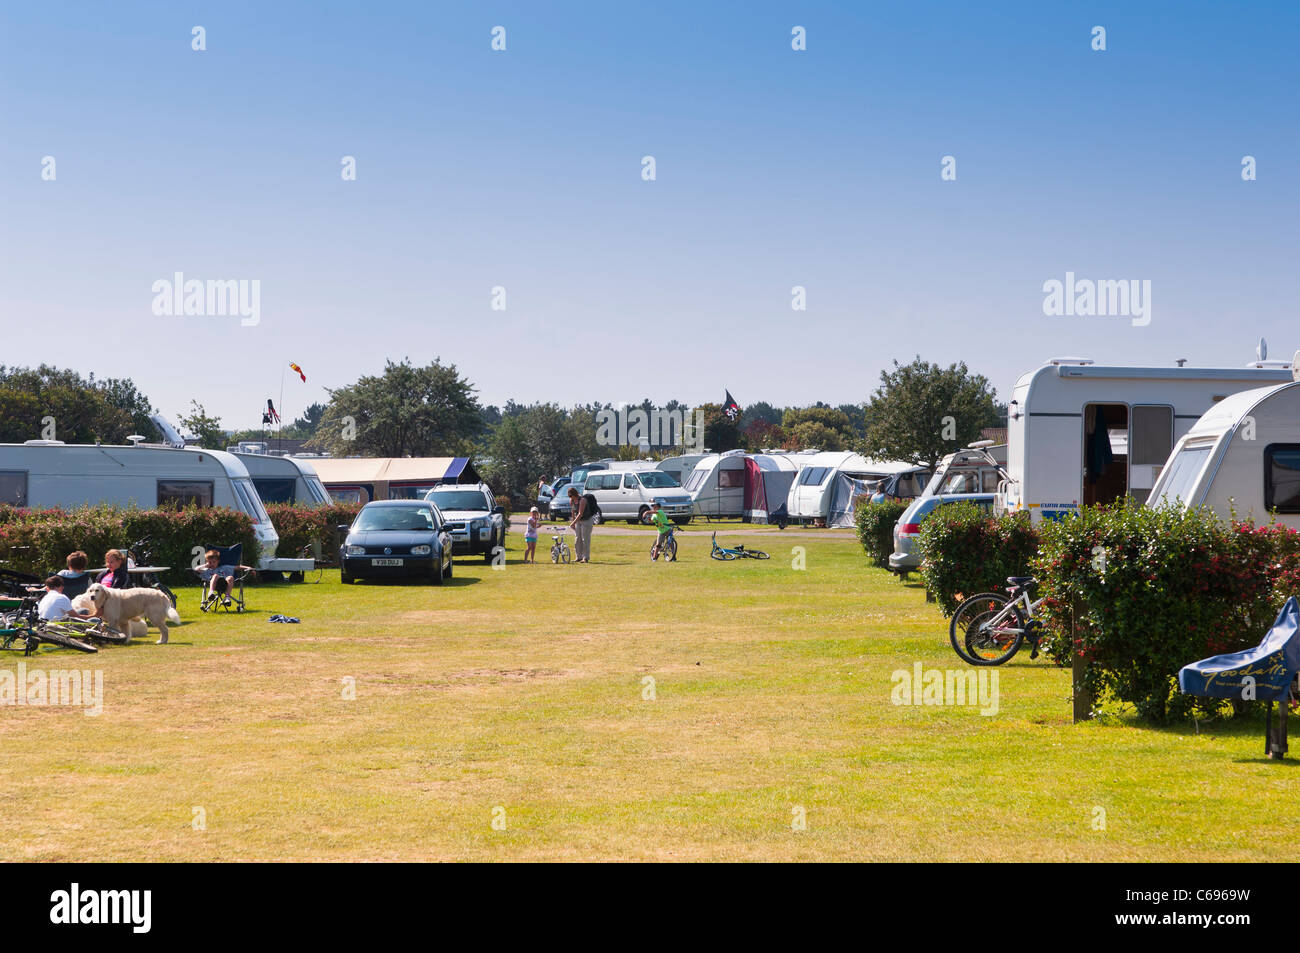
[23,439,65,446]
[126,435,146,446]
[1048,357,1094,366]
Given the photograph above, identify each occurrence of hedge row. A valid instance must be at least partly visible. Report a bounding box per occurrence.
[0,504,258,584]
[854,500,908,568]
[264,501,363,566]
[916,503,1040,616]
[1034,501,1300,722]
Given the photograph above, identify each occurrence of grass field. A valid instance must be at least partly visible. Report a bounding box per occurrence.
[1,530,1291,862]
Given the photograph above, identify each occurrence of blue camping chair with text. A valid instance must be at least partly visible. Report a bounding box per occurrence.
[1178,597,1300,759]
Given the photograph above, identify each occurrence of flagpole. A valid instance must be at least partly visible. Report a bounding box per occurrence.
[278,363,286,454]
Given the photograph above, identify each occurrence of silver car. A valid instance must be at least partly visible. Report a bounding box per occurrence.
[888,493,996,574]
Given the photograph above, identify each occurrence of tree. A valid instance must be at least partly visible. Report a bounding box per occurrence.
[308,359,483,457]
[178,400,225,449]
[860,357,1001,469]
[739,401,783,430]
[696,403,742,452]
[292,402,327,436]
[781,406,856,450]
[0,364,155,444]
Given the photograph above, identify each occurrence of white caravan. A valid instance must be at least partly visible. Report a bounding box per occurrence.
[785,452,916,525]
[1148,367,1300,529]
[0,441,295,570]
[999,356,1293,523]
[656,453,709,487]
[682,450,748,518]
[232,452,332,507]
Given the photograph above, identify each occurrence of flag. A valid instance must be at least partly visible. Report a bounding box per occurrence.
[265,399,281,425]
[723,390,741,421]
[290,362,306,383]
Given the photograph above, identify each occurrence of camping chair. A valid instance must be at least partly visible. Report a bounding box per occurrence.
[53,572,91,601]
[194,543,253,614]
[1178,597,1300,759]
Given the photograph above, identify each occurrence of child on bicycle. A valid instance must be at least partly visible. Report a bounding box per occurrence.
[524,506,540,563]
[649,502,674,561]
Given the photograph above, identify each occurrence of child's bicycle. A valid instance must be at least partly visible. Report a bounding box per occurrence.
[651,524,679,562]
[948,576,1045,666]
[0,592,99,655]
[709,532,769,561]
[550,533,572,564]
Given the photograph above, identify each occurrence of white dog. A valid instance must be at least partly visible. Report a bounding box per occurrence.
[69,593,148,640]
[84,583,181,644]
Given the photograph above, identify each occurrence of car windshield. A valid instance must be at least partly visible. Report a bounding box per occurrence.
[427,490,489,511]
[354,506,436,532]
[638,471,680,489]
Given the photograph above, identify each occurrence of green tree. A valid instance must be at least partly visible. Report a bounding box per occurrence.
[292,402,327,436]
[308,359,483,457]
[781,406,856,450]
[0,364,155,444]
[178,400,226,449]
[861,357,1000,469]
[697,403,742,452]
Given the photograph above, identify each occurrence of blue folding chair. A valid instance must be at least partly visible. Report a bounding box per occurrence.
[1178,597,1300,759]
[194,543,253,613]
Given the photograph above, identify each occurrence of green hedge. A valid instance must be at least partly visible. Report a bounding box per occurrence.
[0,504,258,584]
[264,502,363,567]
[1034,501,1300,722]
[917,503,1040,616]
[855,500,908,567]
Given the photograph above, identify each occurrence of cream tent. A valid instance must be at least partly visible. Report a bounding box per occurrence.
[306,457,480,503]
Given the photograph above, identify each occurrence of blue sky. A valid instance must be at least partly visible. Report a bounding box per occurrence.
[2,1,1297,430]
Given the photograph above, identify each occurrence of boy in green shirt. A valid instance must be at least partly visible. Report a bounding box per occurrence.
[650,502,675,561]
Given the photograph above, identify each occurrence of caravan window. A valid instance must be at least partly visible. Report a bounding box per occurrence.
[1265,445,1300,514]
[232,479,270,524]
[718,468,745,489]
[305,477,331,504]
[254,478,296,504]
[1151,444,1212,507]
[684,468,708,492]
[158,480,213,509]
[799,467,829,487]
[0,470,27,507]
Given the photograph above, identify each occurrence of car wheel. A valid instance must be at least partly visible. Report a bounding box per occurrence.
[673,516,692,526]
[444,554,453,578]
[637,507,652,524]
[341,571,354,584]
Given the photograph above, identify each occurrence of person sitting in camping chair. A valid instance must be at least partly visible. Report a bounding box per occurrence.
[195,545,253,613]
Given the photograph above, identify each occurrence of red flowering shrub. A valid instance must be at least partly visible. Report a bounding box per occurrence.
[264,502,362,566]
[1033,499,1300,722]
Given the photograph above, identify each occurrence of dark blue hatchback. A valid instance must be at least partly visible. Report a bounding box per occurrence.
[339,500,453,585]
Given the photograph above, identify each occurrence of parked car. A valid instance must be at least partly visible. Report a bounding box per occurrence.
[582,465,694,524]
[424,482,506,563]
[888,493,996,575]
[548,482,579,521]
[537,476,571,515]
[339,500,453,584]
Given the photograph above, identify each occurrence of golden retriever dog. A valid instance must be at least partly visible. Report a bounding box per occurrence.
[70,593,148,640]
[85,583,181,644]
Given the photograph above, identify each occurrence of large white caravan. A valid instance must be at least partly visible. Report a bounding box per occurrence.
[1148,368,1300,529]
[0,441,288,567]
[999,357,1293,523]
[785,452,916,525]
[232,452,331,506]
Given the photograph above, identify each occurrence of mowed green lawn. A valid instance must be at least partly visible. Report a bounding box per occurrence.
[0,530,1291,862]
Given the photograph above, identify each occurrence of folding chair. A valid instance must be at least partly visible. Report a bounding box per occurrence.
[194,543,253,613]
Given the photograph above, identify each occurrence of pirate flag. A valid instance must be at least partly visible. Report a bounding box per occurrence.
[262,399,281,426]
[723,390,741,421]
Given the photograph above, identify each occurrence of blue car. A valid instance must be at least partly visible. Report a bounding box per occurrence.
[339,500,454,585]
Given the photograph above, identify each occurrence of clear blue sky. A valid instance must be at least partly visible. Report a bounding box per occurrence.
[2,0,1296,430]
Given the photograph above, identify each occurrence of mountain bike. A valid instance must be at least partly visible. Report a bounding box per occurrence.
[709,532,769,561]
[651,525,678,562]
[550,533,572,564]
[948,576,1045,666]
[0,593,99,655]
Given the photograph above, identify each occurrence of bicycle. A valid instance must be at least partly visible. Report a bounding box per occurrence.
[124,539,176,608]
[651,524,679,562]
[709,532,769,561]
[948,576,1045,666]
[0,593,99,655]
[550,533,572,564]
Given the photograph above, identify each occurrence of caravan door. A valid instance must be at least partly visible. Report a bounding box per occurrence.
[1082,403,1173,507]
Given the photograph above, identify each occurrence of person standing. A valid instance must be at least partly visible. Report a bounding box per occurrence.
[568,486,598,563]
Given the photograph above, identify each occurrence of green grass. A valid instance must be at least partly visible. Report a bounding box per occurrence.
[0,532,1288,861]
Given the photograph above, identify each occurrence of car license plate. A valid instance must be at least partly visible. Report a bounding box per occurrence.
[372,558,404,566]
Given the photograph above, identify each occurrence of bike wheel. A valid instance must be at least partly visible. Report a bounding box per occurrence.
[34,627,98,654]
[666,538,678,561]
[745,549,770,559]
[950,593,1023,665]
[562,547,572,564]
[550,546,560,564]
[711,549,737,561]
[156,584,176,608]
